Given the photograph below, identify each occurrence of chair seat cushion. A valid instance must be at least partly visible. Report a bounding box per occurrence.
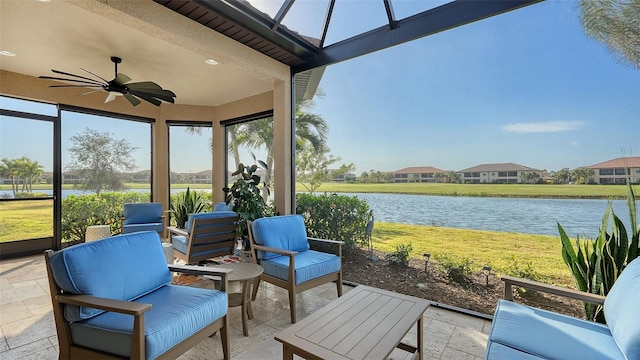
[261,250,340,284]
[488,300,625,360]
[69,284,227,360]
[123,223,163,234]
[485,342,546,359]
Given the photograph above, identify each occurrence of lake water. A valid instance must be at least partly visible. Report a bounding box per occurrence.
[2,189,635,238]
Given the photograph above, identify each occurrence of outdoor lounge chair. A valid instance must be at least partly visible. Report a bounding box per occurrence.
[45,231,231,360]
[121,202,166,235]
[167,211,239,265]
[247,214,343,323]
[485,257,640,359]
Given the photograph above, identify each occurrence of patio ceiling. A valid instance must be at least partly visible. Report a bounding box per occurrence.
[0,0,540,108]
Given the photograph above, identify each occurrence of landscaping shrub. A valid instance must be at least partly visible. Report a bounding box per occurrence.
[295,193,370,248]
[558,179,638,323]
[61,191,149,243]
[435,253,474,283]
[506,255,541,282]
[386,242,413,267]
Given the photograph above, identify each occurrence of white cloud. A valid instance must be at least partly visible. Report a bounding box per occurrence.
[502,121,587,133]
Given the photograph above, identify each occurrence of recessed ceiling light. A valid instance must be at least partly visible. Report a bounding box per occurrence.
[0,50,16,57]
[205,59,218,65]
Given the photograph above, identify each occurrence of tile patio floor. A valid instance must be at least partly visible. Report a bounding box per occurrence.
[0,254,492,360]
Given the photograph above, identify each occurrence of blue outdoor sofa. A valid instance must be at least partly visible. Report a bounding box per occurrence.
[485,257,640,359]
[45,231,232,360]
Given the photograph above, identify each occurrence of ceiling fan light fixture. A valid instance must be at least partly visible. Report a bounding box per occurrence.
[205,59,218,65]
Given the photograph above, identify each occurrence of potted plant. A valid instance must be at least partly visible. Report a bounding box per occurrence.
[223,159,273,249]
[170,187,207,229]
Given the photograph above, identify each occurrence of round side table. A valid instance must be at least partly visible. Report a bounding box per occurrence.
[205,262,263,336]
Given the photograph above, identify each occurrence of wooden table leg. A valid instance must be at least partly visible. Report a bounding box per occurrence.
[282,344,294,360]
[417,315,424,360]
[241,279,250,336]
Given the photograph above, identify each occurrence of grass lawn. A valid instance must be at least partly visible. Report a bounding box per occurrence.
[371,222,573,286]
[303,182,639,199]
[0,200,53,242]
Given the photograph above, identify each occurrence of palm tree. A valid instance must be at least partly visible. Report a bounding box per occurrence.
[579,0,640,69]
[0,158,19,196]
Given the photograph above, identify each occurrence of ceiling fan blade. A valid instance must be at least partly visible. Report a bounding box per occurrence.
[50,69,106,84]
[127,81,163,90]
[105,93,117,103]
[80,68,109,83]
[115,73,132,85]
[80,90,102,96]
[123,93,141,106]
[129,91,161,106]
[48,85,103,88]
[39,76,104,86]
[129,89,175,103]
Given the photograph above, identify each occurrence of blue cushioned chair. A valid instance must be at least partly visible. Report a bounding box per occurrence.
[167,211,239,265]
[485,256,640,359]
[122,202,166,235]
[248,214,343,323]
[45,231,232,360]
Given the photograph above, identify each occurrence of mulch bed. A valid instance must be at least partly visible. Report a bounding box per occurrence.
[341,246,585,318]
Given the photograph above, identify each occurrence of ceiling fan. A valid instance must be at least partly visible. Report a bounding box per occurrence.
[39,56,176,107]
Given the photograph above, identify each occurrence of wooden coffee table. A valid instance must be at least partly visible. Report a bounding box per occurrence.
[205,262,263,336]
[275,285,430,360]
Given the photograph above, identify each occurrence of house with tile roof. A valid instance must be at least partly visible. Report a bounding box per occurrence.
[585,156,640,184]
[392,166,445,183]
[457,163,542,184]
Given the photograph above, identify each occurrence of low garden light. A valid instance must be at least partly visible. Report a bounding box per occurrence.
[482,264,492,286]
[423,253,431,272]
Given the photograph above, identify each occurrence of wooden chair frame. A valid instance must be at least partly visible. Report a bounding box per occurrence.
[247,221,344,323]
[167,214,239,265]
[45,251,232,360]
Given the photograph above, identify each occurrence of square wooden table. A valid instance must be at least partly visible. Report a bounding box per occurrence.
[275,285,430,360]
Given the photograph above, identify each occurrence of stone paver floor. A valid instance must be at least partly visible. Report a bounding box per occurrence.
[0,254,492,360]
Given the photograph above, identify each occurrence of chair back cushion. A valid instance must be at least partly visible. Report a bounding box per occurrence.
[185,211,237,233]
[251,215,310,260]
[123,202,163,225]
[603,256,640,359]
[213,202,232,211]
[49,231,171,322]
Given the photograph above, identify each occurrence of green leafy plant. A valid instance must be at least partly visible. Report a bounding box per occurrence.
[170,187,207,229]
[386,243,413,267]
[435,253,474,282]
[295,192,370,248]
[61,191,149,243]
[223,159,273,239]
[558,178,638,323]
[506,255,541,282]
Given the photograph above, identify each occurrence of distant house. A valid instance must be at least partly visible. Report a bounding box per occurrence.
[392,166,445,183]
[585,157,640,184]
[457,163,541,184]
[192,170,212,184]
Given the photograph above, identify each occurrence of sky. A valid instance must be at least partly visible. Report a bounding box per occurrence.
[1,0,638,175]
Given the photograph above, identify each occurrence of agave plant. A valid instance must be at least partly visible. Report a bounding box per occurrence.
[558,178,638,323]
[170,187,207,229]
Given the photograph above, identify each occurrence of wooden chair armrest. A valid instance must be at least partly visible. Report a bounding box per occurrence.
[502,275,606,305]
[251,244,298,257]
[166,226,189,237]
[57,294,151,315]
[308,237,345,246]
